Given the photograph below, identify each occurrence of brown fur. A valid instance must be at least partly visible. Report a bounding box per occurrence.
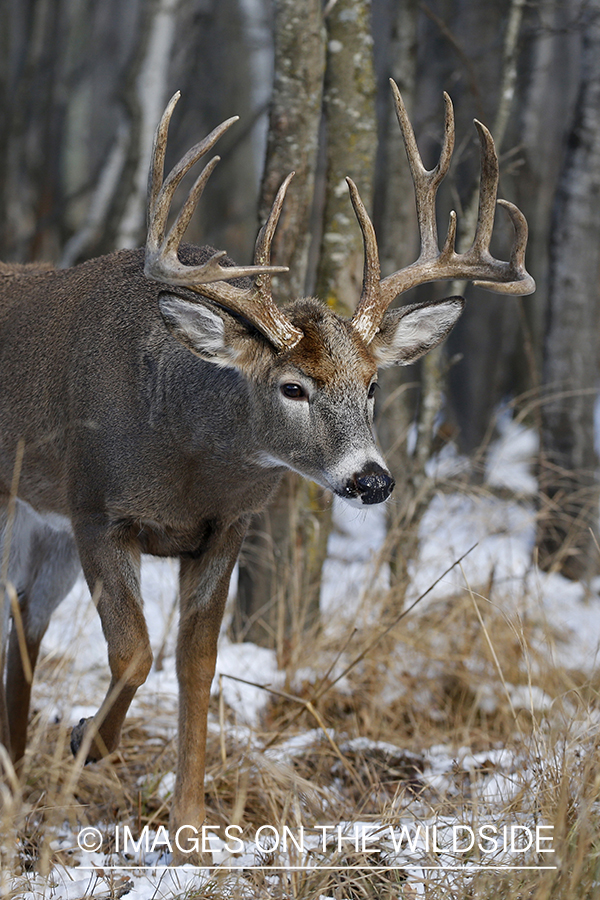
[0,243,464,866]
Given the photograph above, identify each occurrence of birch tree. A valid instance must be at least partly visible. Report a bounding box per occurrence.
[316,0,377,314]
[234,0,326,650]
[236,0,377,654]
[537,0,600,580]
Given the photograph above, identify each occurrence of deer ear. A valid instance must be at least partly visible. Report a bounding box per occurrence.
[369,297,465,368]
[159,293,231,364]
[158,292,268,370]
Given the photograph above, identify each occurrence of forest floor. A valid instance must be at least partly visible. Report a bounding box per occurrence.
[3,416,600,899]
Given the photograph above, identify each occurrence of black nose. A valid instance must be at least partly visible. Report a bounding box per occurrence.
[351,463,395,504]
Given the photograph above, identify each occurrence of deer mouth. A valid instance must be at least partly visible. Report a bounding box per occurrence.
[338,462,395,506]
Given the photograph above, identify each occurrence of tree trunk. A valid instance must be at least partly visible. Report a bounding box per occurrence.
[381,0,528,592]
[235,0,378,658]
[233,0,326,653]
[537,1,600,581]
[0,0,68,262]
[256,0,326,300]
[371,0,419,588]
[315,0,377,315]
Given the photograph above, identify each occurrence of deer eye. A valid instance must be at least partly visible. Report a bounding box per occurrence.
[281,383,308,400]
[368,381,378,399]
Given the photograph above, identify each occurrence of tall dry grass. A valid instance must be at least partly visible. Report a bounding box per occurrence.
[2,473,600,899]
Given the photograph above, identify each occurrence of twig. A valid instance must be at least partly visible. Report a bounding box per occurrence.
[219,672,362,790]
[316,544,478,698]
[224,543,477,751]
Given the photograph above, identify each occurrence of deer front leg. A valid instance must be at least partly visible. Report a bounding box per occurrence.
[70,522,152,762]
[170,519,247,866]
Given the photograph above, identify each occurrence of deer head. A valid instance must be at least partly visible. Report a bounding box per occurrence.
[144,84,534,507]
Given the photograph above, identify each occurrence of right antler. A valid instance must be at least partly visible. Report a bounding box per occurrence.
[351,80,535,345]
[145,92,303,351]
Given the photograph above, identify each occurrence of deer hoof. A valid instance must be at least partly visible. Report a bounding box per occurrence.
[70,717,101,763]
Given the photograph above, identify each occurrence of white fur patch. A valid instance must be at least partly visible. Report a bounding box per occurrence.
[372,298,464,367]
[159,295,226,356]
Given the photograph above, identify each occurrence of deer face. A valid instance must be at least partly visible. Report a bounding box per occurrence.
[159,292,466,506]
[252,299,393,506]
[148,85,534,509]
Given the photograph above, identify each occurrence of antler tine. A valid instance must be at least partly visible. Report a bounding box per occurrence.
[466,123,533,293]
[149,120,237,247]
[147,91,180,232]
[390,81,455,258]
[146,93,291,284]
[352,83,456,343]
[469,120,499,256]
[351,81,535,345]
[473,199,536,294]
[147,91,236,248]
[145,95,303,350]
[146,102,238,258]
[161,155,221,260]
[499,200,529,269]
[464,122,535,294]
[346,177,381,342]
[253,171,295,304]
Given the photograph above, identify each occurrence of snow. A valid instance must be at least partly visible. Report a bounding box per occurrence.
[321,495,390,623]
[407,490,535,605]
[5,417,600,896]
[485,414,539,495]
[214,637,285,723]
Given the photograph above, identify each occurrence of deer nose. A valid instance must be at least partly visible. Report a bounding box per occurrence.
[352,463,395,505]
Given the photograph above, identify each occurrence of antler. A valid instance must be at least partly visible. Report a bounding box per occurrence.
[351,80,535,345]
[145,92,303,351]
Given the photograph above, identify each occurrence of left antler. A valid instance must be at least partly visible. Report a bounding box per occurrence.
[145,92,303,351]
[350,80,535,346]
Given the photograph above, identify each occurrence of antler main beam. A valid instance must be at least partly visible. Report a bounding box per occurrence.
[351,80,535,345]
[145,86,534,354]
[145,93,303,351]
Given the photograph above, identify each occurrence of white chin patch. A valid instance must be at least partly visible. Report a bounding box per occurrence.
[340,494,369,508]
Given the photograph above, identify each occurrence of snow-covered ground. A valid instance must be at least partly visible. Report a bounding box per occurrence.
[5,418,600,898]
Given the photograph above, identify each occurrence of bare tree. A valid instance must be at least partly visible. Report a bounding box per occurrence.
[537,0,600,581]
[0,0,71,261]
[371,0,420,589]
[236,0,378,653]
[376,0,529,593]
[61,0,180,264]
[234,0,326,649]
[316,0,377,314]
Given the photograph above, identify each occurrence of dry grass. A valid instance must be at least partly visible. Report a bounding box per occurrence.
[3,493,600,898]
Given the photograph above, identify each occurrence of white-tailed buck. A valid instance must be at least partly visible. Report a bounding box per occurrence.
[0,82,534,862]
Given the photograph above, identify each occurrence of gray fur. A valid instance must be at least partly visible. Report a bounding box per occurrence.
[0,246,462,857]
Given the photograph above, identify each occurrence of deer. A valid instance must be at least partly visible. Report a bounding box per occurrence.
[0,81,534,863]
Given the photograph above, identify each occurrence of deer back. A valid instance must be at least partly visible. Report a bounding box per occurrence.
[0,249,283,531]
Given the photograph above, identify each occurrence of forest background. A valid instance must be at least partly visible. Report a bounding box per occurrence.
[1,0,598,640]
[4,3,600,898]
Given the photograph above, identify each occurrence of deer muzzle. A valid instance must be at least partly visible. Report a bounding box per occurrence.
[346,463,395,505]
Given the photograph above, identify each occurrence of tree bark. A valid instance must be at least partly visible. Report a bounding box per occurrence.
[537,1,600,581]
[371,0,419,587]
[114,0,180,250]
[315,0,377,315]
[235,0,378,657]
[256,0,326,299]
[233,0,326,653]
